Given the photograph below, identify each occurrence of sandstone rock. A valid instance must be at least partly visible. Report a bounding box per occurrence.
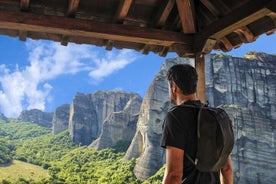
[18,109,53,127]
[52,104,70,134]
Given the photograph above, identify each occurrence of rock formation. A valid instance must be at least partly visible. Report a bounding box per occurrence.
[18,109,53,127]
[205,52,276,183]
[68,90,142,146]
[90,95,142,150]
[124,52,276,183]
[0,113,8,122]
[52,104,70,134]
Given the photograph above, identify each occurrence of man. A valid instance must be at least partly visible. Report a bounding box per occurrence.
[161,64,233,184]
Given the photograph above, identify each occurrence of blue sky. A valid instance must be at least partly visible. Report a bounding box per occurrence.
[0,34,275,117]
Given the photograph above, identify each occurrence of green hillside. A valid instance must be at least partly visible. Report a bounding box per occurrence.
[0,119,164,184]
[0,160,49,183]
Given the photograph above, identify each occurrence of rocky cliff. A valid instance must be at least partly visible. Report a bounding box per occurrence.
[90,94,142,150]
[68,90,142,146]
[52,104,70,134]
[124,52,276,183]
[18,109,53,127]
[206,52,276,183]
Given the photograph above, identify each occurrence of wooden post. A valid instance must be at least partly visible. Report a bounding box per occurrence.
[195,54,206,103]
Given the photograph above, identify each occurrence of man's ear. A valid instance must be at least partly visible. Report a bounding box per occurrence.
[171,82,177,93]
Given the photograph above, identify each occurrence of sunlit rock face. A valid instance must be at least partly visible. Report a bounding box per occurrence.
[124,52,276,183]
[68,90,142,146]
[52,104,70,134]
[206,52,276,183]
[18,109,53,127]
[90,95,142,150]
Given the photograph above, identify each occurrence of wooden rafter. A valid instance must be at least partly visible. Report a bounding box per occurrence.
[176,0,196,33]
[18,30,27,41]
[201,1,275,39]
[20,0,30,11]
[0,10,193,48]
[235,26,255,43]
[220,37,233,51]
[195,0,275,53]
[67,0,80,17]
[155,0,176,27]
[105,40,114,50]
[200,0,220,17]
[114,0,133,22]
[215,0,231,15]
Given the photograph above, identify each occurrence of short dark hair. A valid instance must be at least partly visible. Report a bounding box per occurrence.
[166,64,198,95]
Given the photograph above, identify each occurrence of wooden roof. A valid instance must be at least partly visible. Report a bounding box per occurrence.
[0,0,275,57]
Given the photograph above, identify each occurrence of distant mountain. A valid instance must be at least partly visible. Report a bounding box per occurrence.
[18,109,53,127]
[0,112,8,122]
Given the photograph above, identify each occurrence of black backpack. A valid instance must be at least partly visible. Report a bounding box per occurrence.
[183,104,234,172]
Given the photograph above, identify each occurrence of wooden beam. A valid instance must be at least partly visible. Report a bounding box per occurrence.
[61,35,69,46]
[67,0,80,17]
[18,30,27,41]
[0,10,193,48]
[176,0,196,33]
[105,40,114,50]
[159,46,169,57]
[219,37,233,51]
[195,0,275,52]
[201,38,217,54]
[155,0,176,27]
[20,0,30,11]
[234,26,255,43]
[195,54,206,103]
[114,0,133,22]
[140,44,151,55]
[200,0,220,17]
[199,0,275,40]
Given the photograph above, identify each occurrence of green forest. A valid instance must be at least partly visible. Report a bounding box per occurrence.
[0,119,164,184]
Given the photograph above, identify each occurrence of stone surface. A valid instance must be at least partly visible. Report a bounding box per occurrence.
[18,109,53,127]
[52,104,70,134]
[90,95,142,150]
[68,90,142,146]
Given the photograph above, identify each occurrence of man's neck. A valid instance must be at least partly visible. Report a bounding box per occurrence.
[176,93,197,105]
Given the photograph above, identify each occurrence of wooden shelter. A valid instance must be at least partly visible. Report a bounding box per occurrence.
[0,0,275,101]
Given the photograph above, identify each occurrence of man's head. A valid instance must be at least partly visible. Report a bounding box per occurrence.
[166,64,198,104]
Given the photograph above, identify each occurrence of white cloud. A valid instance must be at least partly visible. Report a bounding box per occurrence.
[89,49,137,81]
[0,40,138,117]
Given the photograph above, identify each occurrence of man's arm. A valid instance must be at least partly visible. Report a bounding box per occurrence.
[220,155,233,184]
[162,146,184,184]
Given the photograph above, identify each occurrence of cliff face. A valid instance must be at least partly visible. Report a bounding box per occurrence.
[125,53,276,183]
[68,91,142,146]
[206,52,276,183]
[90,95,142,150]
[52,104,70,134]
[18,109,53,127]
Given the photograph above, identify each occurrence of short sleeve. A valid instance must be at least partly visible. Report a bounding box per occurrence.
[161,111,187,150]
